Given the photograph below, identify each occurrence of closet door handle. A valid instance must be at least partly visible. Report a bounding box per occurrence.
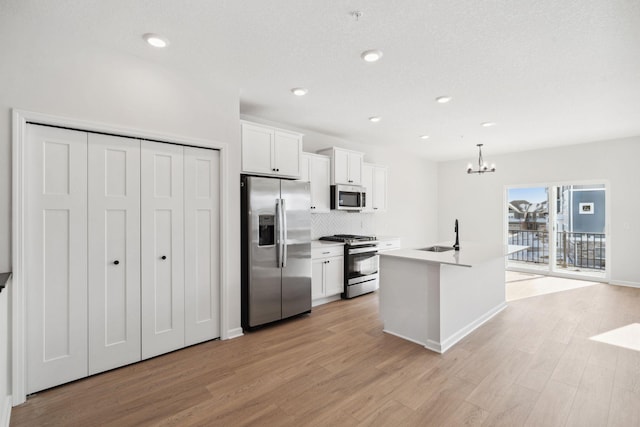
[113,260,120,265]
[161,255,167,260]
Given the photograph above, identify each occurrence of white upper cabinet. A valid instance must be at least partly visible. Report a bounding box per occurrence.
[299,152,310,182]
[241,121,302,179]
[362,163,388,213]
[241,123,272,175]
[300,153,330,213]
[274,130,302,177]
[318,147,363,185]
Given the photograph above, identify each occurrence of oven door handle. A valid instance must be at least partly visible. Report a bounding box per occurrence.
[348,247,378,255]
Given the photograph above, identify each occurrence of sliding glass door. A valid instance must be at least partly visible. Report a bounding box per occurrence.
[553,185,606,275]
[507,187,550,270]
[506,183,607,280]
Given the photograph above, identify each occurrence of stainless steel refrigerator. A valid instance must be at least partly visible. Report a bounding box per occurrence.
[241,175,312,329]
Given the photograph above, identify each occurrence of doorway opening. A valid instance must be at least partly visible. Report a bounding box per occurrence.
[506,183,607,281]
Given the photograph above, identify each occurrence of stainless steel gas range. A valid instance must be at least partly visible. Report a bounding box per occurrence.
[318,234,379,298]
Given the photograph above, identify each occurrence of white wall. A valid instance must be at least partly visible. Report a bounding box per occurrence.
[0,23,244,336]
[242,115,440,248]
[437,138,640,286]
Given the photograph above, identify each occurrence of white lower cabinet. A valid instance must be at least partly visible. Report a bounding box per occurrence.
[311,245,344,305]
[311,259,325,300]
[25,124,220,393]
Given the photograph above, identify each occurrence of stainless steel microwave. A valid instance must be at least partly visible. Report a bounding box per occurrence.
[330,184,365,211]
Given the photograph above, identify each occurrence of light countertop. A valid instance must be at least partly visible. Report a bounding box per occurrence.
[376,235,400,242]
[311,240,345,249]
[312,236,399,249]
[379,242,528,267]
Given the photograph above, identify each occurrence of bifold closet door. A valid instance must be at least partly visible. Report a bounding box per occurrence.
[88,134,141,374]
[141,141,185,359]
[25,124,88,393]
[184,147,220,345]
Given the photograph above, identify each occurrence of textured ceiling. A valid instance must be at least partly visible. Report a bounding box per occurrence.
[3,0,640,160]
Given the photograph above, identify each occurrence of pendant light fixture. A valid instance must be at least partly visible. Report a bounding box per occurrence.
[467,144,496,174]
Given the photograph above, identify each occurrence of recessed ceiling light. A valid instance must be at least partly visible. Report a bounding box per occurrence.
[291,87,308,96]
[420,135,430,140]
[361,49,383,62]
[435,96,452,103]
[481,122,497,127]
[368,116,381,122]
[143,33,169,48]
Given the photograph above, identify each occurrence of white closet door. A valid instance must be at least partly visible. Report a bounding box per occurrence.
[184,147,220,346]
[88,134,141,374]
[141,141,185,359]
[25,124,88,393]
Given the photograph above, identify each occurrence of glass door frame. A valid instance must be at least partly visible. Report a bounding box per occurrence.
[504,179,610,282]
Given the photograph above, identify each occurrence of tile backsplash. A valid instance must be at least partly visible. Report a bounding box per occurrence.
[311,211,376,239]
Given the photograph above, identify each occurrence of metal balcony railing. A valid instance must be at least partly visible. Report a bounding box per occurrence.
[508,230,549,264]
[508,230,606,271]
[556,231,606,270]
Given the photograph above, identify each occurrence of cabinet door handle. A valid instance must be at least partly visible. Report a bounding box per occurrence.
[161,255,167,260]
[322,251,330,254]
[113,260,120,265]
[374,207,378,210]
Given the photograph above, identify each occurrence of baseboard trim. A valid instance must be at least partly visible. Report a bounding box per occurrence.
[424,340,443,353]
[0,395,11,427]
[439,302,508,353]
[384,302,508,354]
[609,280,640,289]
[382,329,427,348]
[225,327,244,340]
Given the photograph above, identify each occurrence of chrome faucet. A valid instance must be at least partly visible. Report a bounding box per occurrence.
[453,219,460,251]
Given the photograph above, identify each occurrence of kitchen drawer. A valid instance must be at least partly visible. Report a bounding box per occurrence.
[312,245,344,259]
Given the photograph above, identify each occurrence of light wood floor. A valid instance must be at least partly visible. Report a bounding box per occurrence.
[11,283,640,426]
[506,271,597,301]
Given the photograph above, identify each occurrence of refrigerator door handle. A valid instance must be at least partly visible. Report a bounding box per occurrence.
[276,198,283,268]
[282,198,288,268]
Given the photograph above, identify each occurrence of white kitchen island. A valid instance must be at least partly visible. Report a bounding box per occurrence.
[379,242,527,353]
